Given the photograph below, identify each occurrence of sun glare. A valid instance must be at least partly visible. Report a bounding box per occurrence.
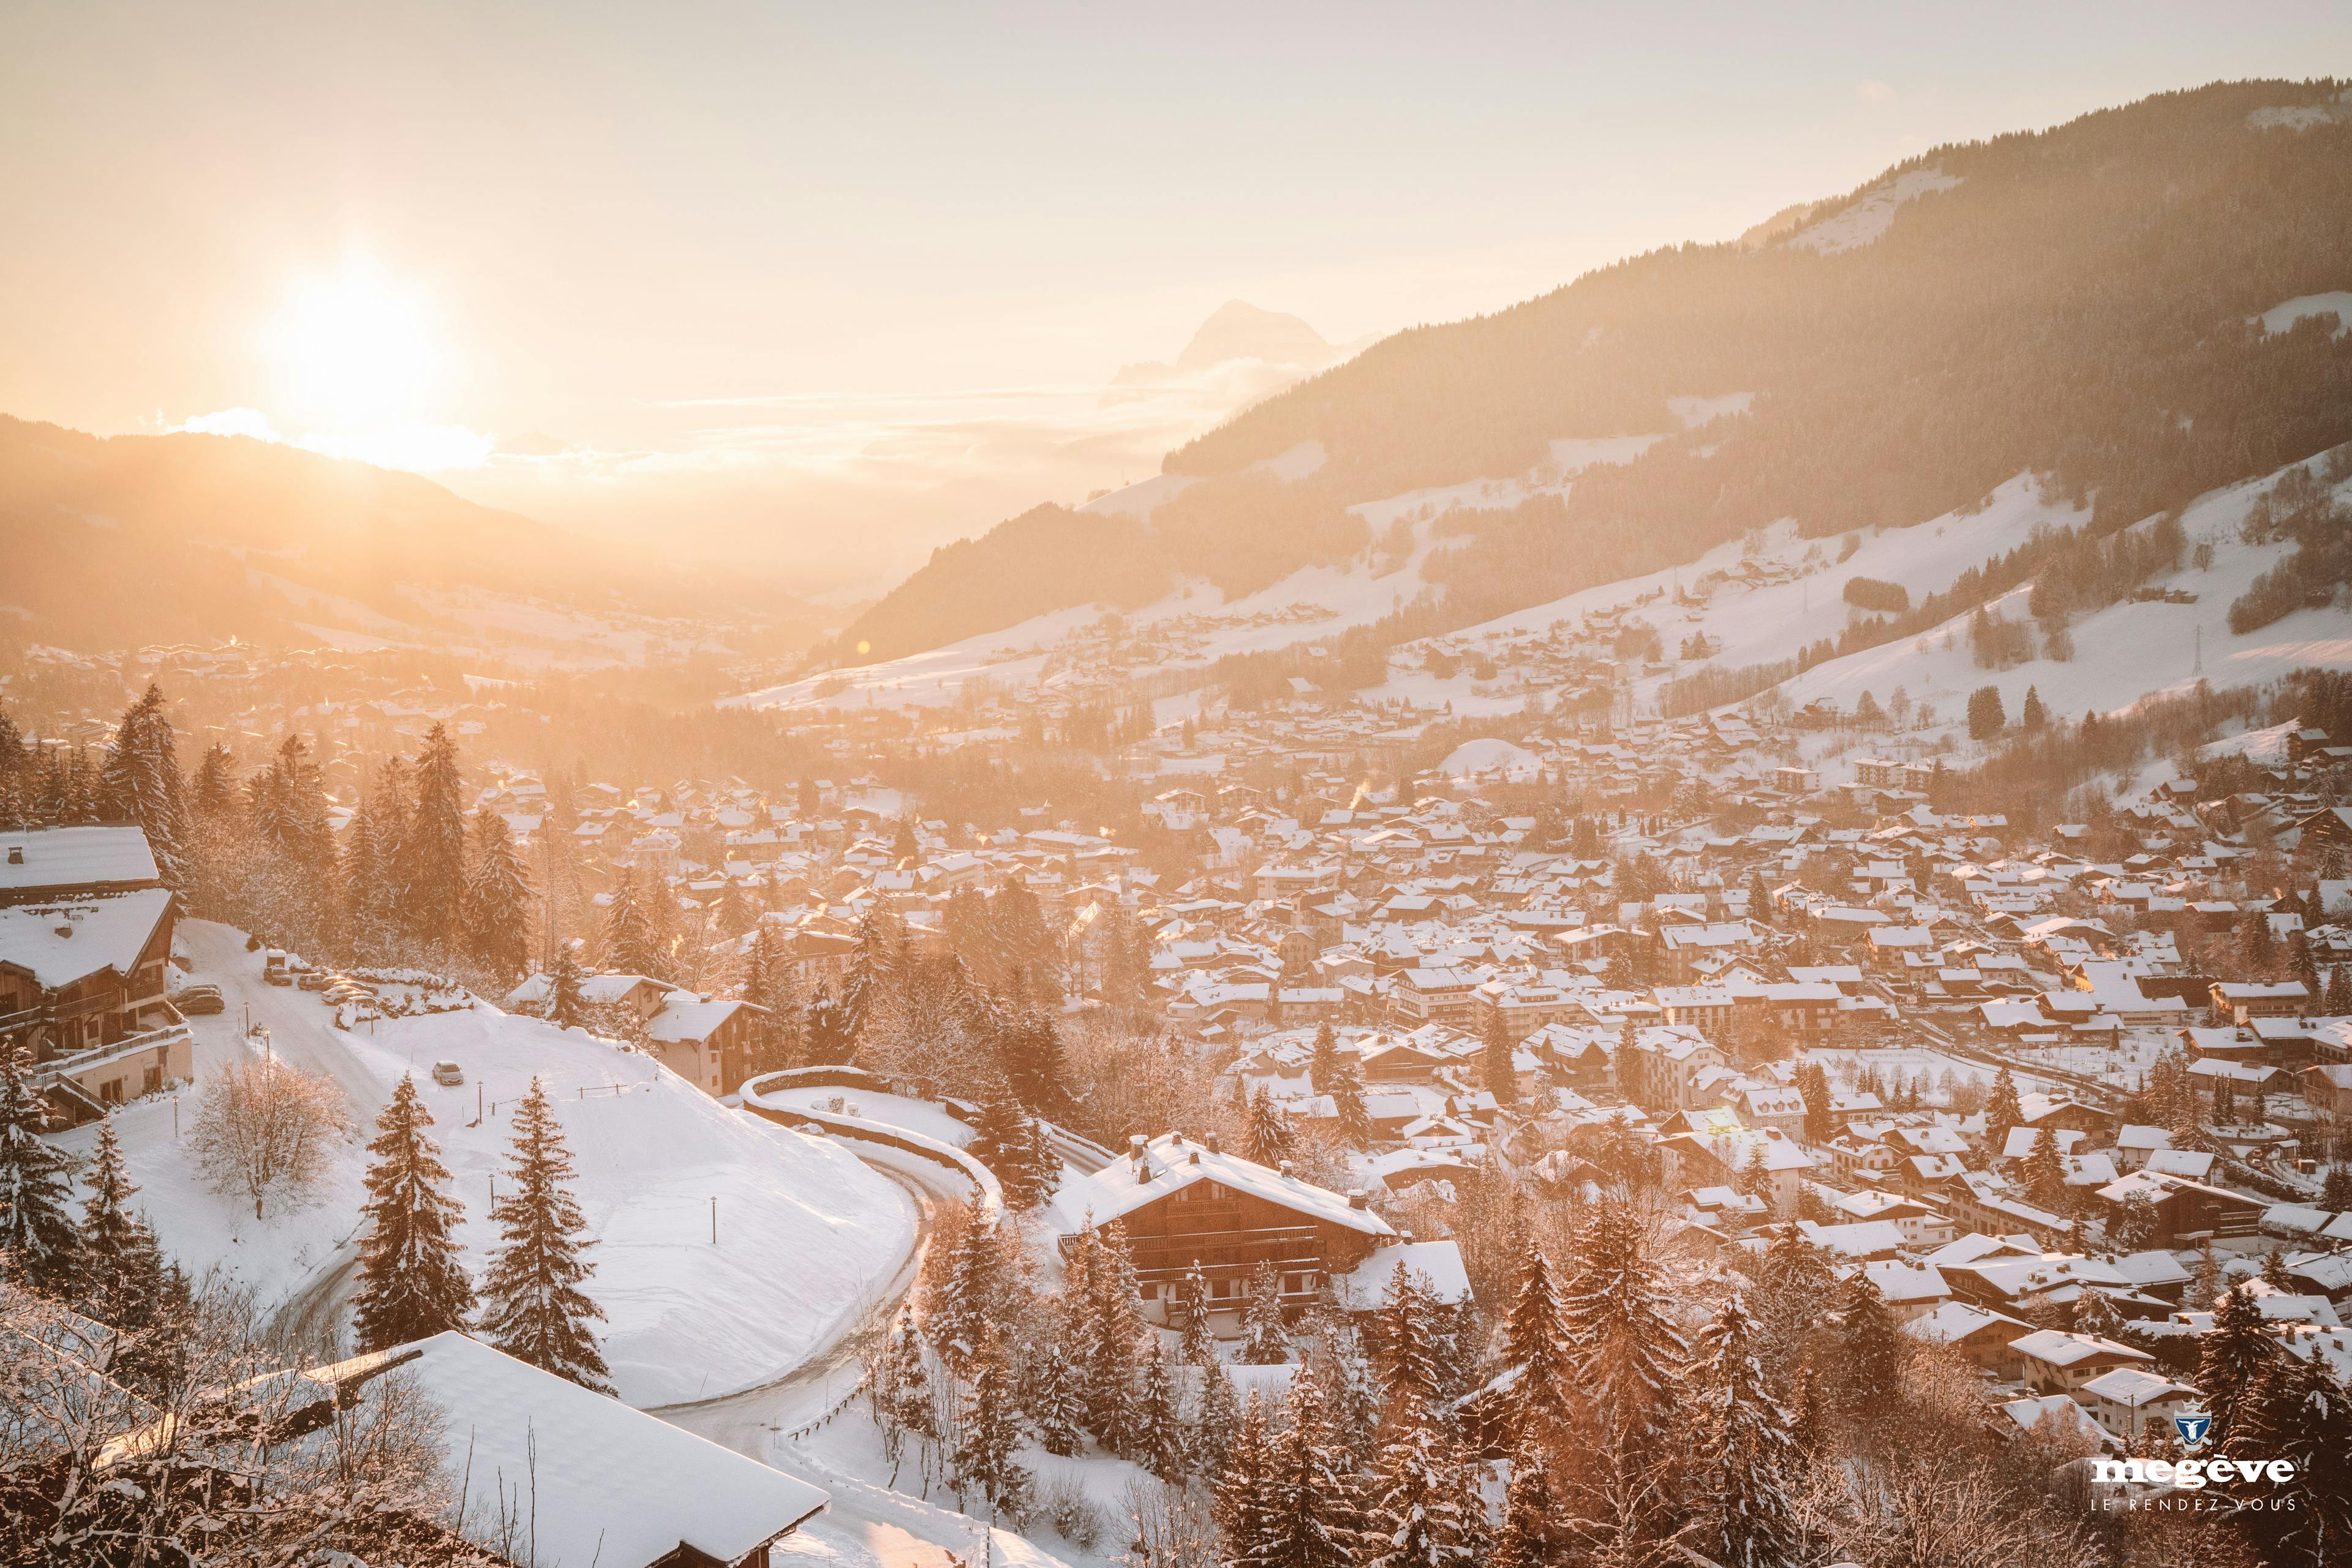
[260,253,451,431]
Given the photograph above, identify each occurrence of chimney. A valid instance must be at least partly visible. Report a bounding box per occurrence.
[1188,1149,1201,1165]
[6,846,20,865]
[1348,1189,1369,1210]
[1204,1133,1219,1153]
[1128,1134,1147,1163]
[1278,1160,1294,1177]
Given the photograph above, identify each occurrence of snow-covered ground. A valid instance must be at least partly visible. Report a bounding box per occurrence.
[1784,165,1961,255]
[72,922,916,1408]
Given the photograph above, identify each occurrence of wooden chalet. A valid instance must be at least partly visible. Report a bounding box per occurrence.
[1061,1131,1395,1330]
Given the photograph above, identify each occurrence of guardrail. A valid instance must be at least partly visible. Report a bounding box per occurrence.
[733,1063,1117,1174]
[738,1071,1004,1222]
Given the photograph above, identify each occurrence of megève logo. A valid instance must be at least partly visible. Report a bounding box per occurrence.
[2090,1455,2297,1490]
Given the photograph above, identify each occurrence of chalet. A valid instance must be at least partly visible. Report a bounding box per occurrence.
[647,997,766,1096]
[2095,1170,2266,1245]
[0,827,188,1125]
[2010,1329,2156,1398]
[2077,1367,2204,1444]
[2304,1064,2352,1124]
[1390,967,1480,1025]
[1905,1302,2035,1379]
[1060,1131,1395,1331]
[2211,980,2309,1023]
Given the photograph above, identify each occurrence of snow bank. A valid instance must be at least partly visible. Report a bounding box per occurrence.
[2258,293,2352,339]
[341,1009,916,1407]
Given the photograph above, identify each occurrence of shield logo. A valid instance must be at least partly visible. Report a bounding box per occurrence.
[2174,1413,2214,1449]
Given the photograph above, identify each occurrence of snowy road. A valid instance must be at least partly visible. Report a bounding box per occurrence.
[177,920,380,1107]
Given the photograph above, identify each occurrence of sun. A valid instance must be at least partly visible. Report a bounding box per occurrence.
[260,253,451,432]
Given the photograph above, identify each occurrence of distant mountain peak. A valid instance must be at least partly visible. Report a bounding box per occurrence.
[1174,300,1335,371]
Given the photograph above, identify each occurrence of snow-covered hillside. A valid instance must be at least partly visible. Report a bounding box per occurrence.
[68,937,915,1407]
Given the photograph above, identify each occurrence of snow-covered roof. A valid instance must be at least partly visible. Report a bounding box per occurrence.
[1065,1132,1395,1238]
[0,889,173,990]
[308,1333,827,1566]
[0,826,159,899]
[1330,1240,1472,1309]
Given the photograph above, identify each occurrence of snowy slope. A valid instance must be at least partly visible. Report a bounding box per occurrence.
[1785,166,1961,255]
[72,949,914,1408]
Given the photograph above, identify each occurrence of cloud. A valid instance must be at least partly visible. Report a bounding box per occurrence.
[1856,80,1897,103]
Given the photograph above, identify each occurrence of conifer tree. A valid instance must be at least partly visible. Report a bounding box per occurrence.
[2198,1283,2278,1449]
[397,722,468,948]
[1559,1197,1686,1452]
[952,1322,1033,1518]
[76,1114,170,1333]
[1258,1367,1357,1568]
[602,864,669,980]
[1501,1238,1572,1438]
[99,684,189,891]
[929,1211,1008,1373]
[479,1078,611,1393]
[462,807,537,980]
[1244,1086,1296,1167]
[0,1040,80,1295]
[1175,1261,1217,1366]
[1480,1011,1517,1104]
[1373,1264,1444,1428]
[1309,1023,1340,1093]
[2020,1125,2069,1207]
[884,1308,937,1439]
[1984,1066,2026,1150]
[353,1074,476,1351]
[1789,1356,1829,1460]
[1362,1386,1469,1568]
[969,1079,1058,1212]
[1240,1260,1291,1364]
[1330,1048,1373,1148]
[1195,1355,1240,1474]
[2227,1353,2352,1560]
[1137,1336,1188,1479]
[1490,1435,1555,1568]
[1691,1291,1800,1568]
[1026,1336,1085,1457]
[1215,1392,1278,1566]
[1832,1270,1902,1428]
[546,943,589,1027]
[738,922,802,1071]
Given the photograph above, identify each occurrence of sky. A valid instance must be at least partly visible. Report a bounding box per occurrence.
[6,2,2350,593]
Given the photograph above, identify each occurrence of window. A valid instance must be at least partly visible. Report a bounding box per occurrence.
[100,1077,123,1105]
[142,1066,162,1095]
[1283,1273,1310,1295]
[1139,1281,1159,1300]
[1213,1278,1235,1298]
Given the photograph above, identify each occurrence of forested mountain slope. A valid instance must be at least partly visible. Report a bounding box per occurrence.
[832,79,2352,668]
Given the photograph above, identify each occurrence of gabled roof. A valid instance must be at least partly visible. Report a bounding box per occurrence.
[1063,1132,1395,1238]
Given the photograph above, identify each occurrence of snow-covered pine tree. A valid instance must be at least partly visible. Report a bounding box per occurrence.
[927,1210,1006,1373]
[1243,1085,1296,1167]
[76,1114,171,1333]
[1215,1390,1278,1566]
[1137,1335,1188,1479]
[1027,1334,1086,1457]
[1985,1065,2025,1150]
[1372,1264,1444,1431]
[602,864,669,980]
[1499,1238,1572,1439]
[2019,1125,2069,1207]
[839,908,897,1046]
[1309,1023,1339,1092]
[1330,1049,1373,1148]
[1689,1291,1800,1568]
[2226,1352,2352,1561]
[0,1040,81,1295]
[1194,1354,1240,1474]
[885,1308,937,1440]
[738,922,801,1071]
[478,1077,611,1393]
[1479,1010,1517,1104]
[1000,1005,1071,1117]
[1175,1261,1217,1366]
[1240,1260,1291,1365]
[1789,1355,1829,1460]
[2198,1282,2279,1449]
[1831,1268,1902,1429]
[1559,1198,1688,1456]
[546,941,589,1027]
[396,722,468,948]
[1257,1366,1359,1568]
[1084,1224,1147,1452]
[353,1073,477,1351]
[462,807,537,981]
[952,1322,1033,1520]
[1362,1389,1471,1568]
[98,684,189,891]
[968,1077,1057,1211]
[1489,1434,1556,1568]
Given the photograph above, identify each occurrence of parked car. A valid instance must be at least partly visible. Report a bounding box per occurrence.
[431,1060,464,1087]
[176,986,224,1016]
[263,949,292,986]
[296,970,331,992]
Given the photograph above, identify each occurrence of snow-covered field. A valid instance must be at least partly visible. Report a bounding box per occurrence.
[72,925,916,1407]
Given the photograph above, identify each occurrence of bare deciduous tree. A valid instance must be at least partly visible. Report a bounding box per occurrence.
[190,1054,353,1219]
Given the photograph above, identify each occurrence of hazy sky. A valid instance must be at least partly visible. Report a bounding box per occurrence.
[7,2,2349,590]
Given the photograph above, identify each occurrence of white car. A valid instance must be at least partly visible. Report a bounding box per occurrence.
[430,1060,464,1087]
